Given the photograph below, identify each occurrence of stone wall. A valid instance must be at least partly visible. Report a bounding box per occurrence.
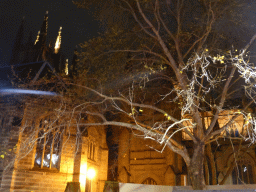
[0,97,109,192]
[0,97,24,190]
[118,128,181,186]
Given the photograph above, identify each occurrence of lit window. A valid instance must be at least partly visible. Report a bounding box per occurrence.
[88,141,95,161]
[34,117,62,169]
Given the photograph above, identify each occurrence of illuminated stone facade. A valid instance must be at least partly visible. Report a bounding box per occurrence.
[118,128,185,186]
[0,11,108,192]
[0,98,108,192]
[117,109,256,186]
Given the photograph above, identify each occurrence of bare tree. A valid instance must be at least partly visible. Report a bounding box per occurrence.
[4,0,256,190]
[71,0,256,189]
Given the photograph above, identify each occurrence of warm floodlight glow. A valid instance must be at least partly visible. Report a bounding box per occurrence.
[54,26,62,53]
[65,59,69,75]
[80,164,87,173]
[34,31,40,45]
[79,164,87,185]
[87,168,96,180]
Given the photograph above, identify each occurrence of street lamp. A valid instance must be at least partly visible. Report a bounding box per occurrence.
[87,168,96,180]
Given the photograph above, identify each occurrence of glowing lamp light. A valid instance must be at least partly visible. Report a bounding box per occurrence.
[80,164,87,173]
[87,168,96,180]
[79,164,87,185]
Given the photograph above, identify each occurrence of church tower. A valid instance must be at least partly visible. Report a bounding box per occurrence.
[35,11,48,48]
[9,11,71,77]
[9,17,25,65]
[33,11,49,62]
[54,26,62,54]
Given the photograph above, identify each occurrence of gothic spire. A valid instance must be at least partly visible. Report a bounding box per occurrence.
[35,11,48,47]
[23,31,34,63]
[27,31,34,47]
[34,31,40,45]
[10,17,25,65]
[54,26,62,54]
[65,59,69,75]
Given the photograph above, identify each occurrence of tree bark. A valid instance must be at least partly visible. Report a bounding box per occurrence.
[206,144,217,185]
[188,142,206,190]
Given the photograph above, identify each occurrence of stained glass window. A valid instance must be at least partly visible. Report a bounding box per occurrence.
[34,117,62,169]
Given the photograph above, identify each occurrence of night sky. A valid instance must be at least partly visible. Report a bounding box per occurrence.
[2,1,256,65]
[1,0,256,85]
[0,0,100,67]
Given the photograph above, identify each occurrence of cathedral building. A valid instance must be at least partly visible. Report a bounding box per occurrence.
[0,12,108,192]
[3,10,256,192]
[117,109,256,187]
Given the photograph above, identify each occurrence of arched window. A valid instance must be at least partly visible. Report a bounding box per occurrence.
[232,159,254,184]
[88,141,96,161]
[34,116,63,169]
[142,177,157,185]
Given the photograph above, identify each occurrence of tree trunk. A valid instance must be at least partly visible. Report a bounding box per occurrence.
[188,142,206,190]
[206,144,217,185]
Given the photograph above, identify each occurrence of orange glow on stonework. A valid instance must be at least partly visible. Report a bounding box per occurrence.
[54,26,62,54]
